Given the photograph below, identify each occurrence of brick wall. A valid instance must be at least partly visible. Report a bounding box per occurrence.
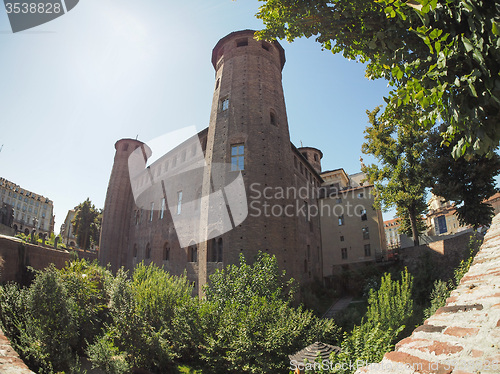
[356,214,500,374]
[0,235,97,283]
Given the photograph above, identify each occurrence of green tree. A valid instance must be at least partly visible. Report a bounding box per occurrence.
[362,106,428,245]
[425,124,500,229]
[72,198,101,250]
[256,0,500,156]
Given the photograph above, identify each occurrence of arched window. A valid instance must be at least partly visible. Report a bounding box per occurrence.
[188,243,197,263]
[163,242,170,261]
[145,243,151,259]
[216,238,222,262]
[133,244,137,258]
[270,110,277,126]
[217,238,223,263]
[209,238,217,262]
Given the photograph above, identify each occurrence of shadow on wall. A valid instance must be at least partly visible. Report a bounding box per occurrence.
[399,230,480,281]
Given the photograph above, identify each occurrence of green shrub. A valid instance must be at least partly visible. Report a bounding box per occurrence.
[365,268,413,332]
[87,263,199,373]
[200,253,340,374]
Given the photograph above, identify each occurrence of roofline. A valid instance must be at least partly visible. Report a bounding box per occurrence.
[297,146,323,159]
[211,29,286,71]
[291,143,323,182]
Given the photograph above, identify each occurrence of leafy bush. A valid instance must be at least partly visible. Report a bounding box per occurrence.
[314,269,414,374]
[365,268,413,332]
[0,260,113,373]
[87,263,200,373]
[200,253,340,374]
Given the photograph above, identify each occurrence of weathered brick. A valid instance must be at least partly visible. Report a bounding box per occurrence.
[384,352,453,374]
[435,304,483,315]
[470,349,483,357]
[444,327,479,338]
[415,324,446,333]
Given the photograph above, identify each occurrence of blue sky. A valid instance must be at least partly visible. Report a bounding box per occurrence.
[0,0,394,233]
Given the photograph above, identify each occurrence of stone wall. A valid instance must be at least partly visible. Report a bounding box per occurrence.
[356,214,500,374]
[399,230,478,282]
[0,224,14,237]
[0,235,97,284]
[0,327,34,374]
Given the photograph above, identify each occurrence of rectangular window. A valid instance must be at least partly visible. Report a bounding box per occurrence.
[340,236,344,242]
[362,227,370,240]
[360,209,367,221]
[150,202,154,221]
[177,191,183,215]
[338,215,344,226]
[436,215,447,234]
[160,198,165,219]
[236,38,248,47]
[341,248,348,260]
[364,244,371,257]
[231,144,245,171]
[221,98,229,111]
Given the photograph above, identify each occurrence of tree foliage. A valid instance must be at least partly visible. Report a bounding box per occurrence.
[362,106,428,245]
[365,269,413,331]
[314,269,413,374]
[0,261,111,373]
[256,0,500,156]
[71,198,101,250]
[426,124,500,229]
[201,252,339,373]
[0,255,340,374]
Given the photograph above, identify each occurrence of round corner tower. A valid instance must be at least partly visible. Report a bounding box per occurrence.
[198,30,320,294]
[298,147,323,174]
[99,138,150,272]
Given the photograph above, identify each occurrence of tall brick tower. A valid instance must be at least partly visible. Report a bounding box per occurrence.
[99,138,149,272]
[198,30,322,294]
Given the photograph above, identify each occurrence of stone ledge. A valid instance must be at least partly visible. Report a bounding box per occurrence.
[0,328,34,374]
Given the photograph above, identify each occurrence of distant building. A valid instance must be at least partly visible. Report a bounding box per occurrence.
[0,177,54,236]
[426,194,468,236]
[384,218,401,249]
[319,168,387,282]
[486,192,500,216]
[60,209,77,247]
